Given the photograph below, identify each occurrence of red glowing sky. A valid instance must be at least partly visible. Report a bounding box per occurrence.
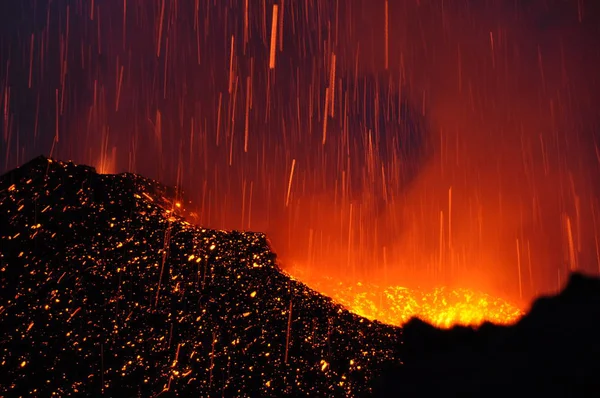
[1,0,600,305]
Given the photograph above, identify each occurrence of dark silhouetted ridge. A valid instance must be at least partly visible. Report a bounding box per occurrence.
[0,157,401,397]
[3,157,600,397]
[376,272,600,397]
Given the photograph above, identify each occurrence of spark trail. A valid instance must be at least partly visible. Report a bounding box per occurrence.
[1,0,600,307]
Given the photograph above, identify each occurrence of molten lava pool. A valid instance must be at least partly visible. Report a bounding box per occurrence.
[288,271,523,328]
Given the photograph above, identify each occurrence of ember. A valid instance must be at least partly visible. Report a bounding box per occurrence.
[0,157,402,396]
[288,268,523,328]
[2,0,600,309]
[1,0,600,394]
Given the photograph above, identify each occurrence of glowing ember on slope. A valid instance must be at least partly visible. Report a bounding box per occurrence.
[0,157,403,397]
[150,175,522,329]
[287,269,523,328]
[164,179,521,328]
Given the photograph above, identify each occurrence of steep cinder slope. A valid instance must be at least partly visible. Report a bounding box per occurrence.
[0,156,401,397]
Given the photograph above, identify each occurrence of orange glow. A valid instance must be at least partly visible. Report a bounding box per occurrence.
[4,1,600,320]
[150,193,523,328]
[287,265,522,328]
[95,146,117,175]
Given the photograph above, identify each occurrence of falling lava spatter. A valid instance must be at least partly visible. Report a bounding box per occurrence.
[286,265,523,329]
[0,157,403,396]
[1,1,600,314]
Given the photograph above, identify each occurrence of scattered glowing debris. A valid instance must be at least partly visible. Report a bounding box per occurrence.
[0,157,401,396]
[290,274,523,328]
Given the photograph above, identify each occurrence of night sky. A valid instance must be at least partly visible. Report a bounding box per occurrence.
[1,0,600,303]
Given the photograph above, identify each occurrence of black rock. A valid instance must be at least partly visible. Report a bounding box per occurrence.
[4,156,600,397]
[0,156,401,397]
[375,272,600,397]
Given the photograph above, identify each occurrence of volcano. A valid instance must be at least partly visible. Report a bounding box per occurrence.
[2,157,600,397]
[0,156,401,396]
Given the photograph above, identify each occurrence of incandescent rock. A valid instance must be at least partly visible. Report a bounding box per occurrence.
[0,156,401,397]
[376,272,600,397]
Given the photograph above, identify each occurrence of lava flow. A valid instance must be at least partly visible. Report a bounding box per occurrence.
[286,266,523,328]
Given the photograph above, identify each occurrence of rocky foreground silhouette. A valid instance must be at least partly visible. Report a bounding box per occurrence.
[375,271,600,397]
[0,156,400,396]
[2,157,600,397]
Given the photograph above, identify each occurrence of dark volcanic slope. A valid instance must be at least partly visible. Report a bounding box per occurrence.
[0,157,401,397]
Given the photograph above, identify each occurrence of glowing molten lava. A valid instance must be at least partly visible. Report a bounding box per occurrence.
[288,270,523,329]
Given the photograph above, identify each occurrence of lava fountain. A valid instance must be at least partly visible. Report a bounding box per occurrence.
[1,1,600,328]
